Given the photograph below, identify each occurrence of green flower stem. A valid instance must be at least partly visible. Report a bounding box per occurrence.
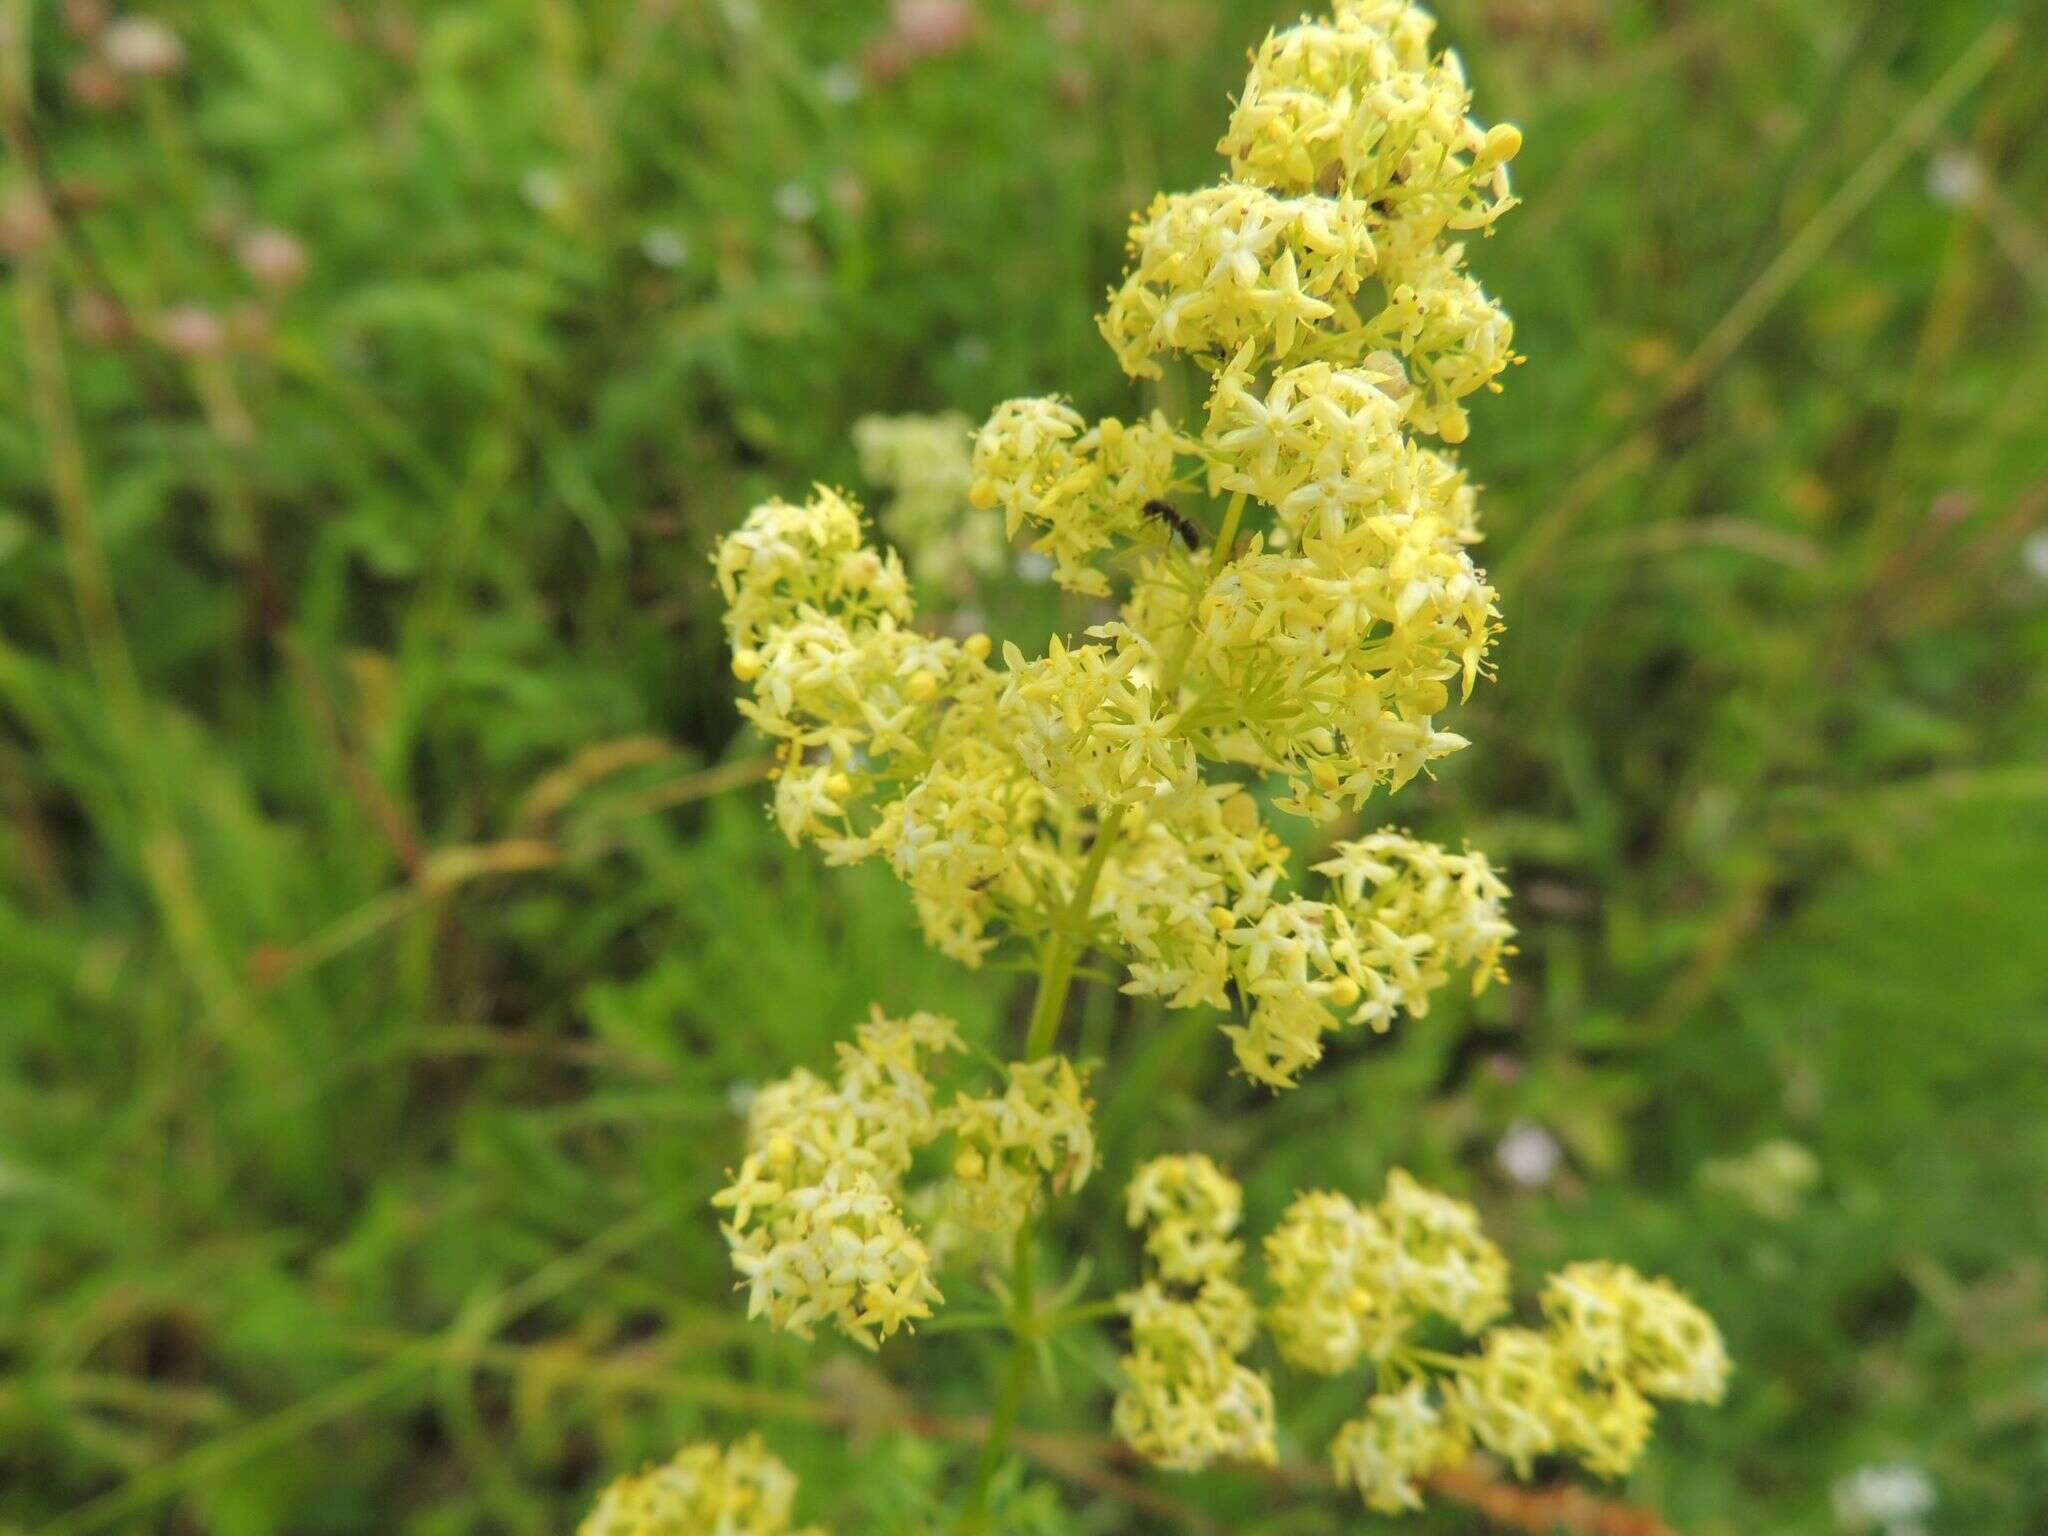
[958,487,1252,1533]
[1022,805,1128,1061]
[959,1222,1036,1534]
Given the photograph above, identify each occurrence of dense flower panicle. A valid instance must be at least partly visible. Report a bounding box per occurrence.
[1220,3,1507,210]
[714,490,993,833]
[998,629,1195,808]
[1315,833,1514,1021]
[579,1436,825,1536]
[854,412,1006,592]
[718,0,1524,1091]
[1205,1,1523,440]
[713,1009,959,1348]
[1114,1280,1277,1471]
[1265,1170,1509,1374]
[1216,834,1513,1086]
[1201,357,1410,518]
[862,735,1045,965]
[968,399,1187,594]
[713,1008,1096,1346]
[1329,1380,1466,1514]
[1098,183,1381,381]
[1448,1325,1569,1475]
[1123,1152,1246,1284]
[716,488,911,657]
[1541,1261,1732,1405]
[1306,1179,1729,1507]
[1375,1168,1514,1331]
[1223,897,1368,1086]
[1114,1156,1278,1469]
[1104,42,1518,443]
[943,1055,1097,1233]
[1099,786,1290,1010]
[1552,1376,1658,1479]
[696,4,1734,1519]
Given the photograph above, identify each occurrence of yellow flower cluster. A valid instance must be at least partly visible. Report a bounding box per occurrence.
[1113,1156,1278,1470]
[579,1435,825,1536]
[711,1008,1094,1347]
[946,1054,1097,1234]
[1265,1168,1510,1374]
[969,399,1185,595]
[712,0,1522,1088]
[1102,1166,1727,1507]
[1225,833,1512,1088]
[852,412,1006,593]
[1261,1173,1729,1512]
[1104,0,1519,437]
[687,2,1735,1523]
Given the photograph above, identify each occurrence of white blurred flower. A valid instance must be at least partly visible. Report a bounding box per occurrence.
[1831,1463,1935,1535]
[1014,551,1055,584]
[641,227,687,269]
[1495,1122,1562,1188]
[102,16,185,78]
[2022,529,2048,583]
[774,183,818,223]
[819,62,862,104]
[520,168,568,214]
[1925,148,1984,209]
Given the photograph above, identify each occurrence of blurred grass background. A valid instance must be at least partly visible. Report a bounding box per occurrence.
[2,0,2045,1532]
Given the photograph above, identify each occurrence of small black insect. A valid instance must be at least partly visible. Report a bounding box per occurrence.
[1142,499,1201,551]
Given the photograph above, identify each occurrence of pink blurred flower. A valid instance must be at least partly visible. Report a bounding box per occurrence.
[895,0,978,55]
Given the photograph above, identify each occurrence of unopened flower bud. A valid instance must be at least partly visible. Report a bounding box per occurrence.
[1482,123,1524,165]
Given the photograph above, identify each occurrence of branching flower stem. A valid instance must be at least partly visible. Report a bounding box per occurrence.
[961,489,1248,1532]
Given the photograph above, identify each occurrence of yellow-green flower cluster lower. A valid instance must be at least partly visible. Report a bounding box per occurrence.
[578,1436,825,1536]
[1107,1161,1730,1511]
[712,1009,1094,1349]
[1112,1155,1278,1470]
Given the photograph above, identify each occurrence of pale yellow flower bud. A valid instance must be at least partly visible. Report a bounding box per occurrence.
[1483,122,1524,165]
[579,1435,826,1536]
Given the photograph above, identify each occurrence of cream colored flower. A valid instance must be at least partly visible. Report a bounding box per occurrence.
[579,1435,825,1536]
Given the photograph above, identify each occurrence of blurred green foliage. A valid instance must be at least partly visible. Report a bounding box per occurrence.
[2,1,2044,1533]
